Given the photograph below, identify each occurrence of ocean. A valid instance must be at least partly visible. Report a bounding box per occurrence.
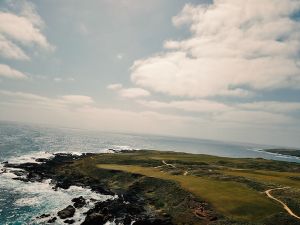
[0,121,299,224]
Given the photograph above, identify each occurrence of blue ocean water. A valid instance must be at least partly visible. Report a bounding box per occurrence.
[0,121,299,224]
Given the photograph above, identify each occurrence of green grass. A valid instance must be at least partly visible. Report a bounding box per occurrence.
[63,150,300,223]
[97,164,282,221]
[223,169,300,188]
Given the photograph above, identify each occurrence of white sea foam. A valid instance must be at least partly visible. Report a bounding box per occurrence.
[7,151,54,164]
[0,173,117,225]
[0,146,131,224]
[247,148,264,152]
[1,158,117,225]
[15,197,40,206]
[4,145,135,167]
[263,150,300,160]
[0,169,18,179]
[246,148,300,162]
[111,145,136,151]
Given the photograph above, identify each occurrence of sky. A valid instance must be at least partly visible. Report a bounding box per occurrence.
[1,0,300,148]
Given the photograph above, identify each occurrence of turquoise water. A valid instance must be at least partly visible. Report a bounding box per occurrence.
[0,121,299,224]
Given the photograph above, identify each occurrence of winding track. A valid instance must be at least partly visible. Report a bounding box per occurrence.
[162,160,176,168]
[161,161,299,219]
[265,187,300,220]
[159,161,299,219]
[161,160,189,175]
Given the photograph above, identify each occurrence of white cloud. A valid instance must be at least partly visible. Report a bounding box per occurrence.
[0,35,29,60]
[52,77,75,82]
[17,0,44,28]
[117,53,123,60]
[130,0,300,98]
[119,88,150,98]
[60,95,94,105]
[107,84,150,98]
[0,1,53,60]
[0,90,198,136]
[1,90,300,146]
[54,77,62,82]
[0,90,48,101]
[107,83,123,90]
[0,12,50,49]
[138,98,300,116]
[0,90,94,107]
[239,101,300,113]
[138,99,232,113]
[0,64,27,79]
[2,93,299,148]
[216,110,293,125]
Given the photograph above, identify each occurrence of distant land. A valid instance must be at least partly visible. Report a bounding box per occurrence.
[264,149,300,158]
[3,150,300,224]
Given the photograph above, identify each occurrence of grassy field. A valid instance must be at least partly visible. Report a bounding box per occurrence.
[63,150,300,224]
[223,169,300,189]
[97,164,281,221]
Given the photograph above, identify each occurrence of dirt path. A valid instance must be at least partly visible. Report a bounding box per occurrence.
[162,160,189,175]
[265,187,300,220]
[162,160,176,168]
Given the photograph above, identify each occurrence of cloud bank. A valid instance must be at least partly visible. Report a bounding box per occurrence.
[0,1,53,61]
[1,0,300,147]
[0,64,27,79]
[107,83,150,99]
[130,0,300,98]
[0,0,53,80]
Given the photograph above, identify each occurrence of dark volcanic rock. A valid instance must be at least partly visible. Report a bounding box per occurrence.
[72,196,86,208]
[89,184,114,195]
[81,196,173,225]
[123,216,132,225]
[37,213,50,219]
[47,217,57,223]
[8,162,39,169]
[12,171,43,182]
[35,158,50,163]
[64,219,75,224]
[27,171,43,182]
[57,205,75,219]
[54,180,72,189]
[12,170,26,177]
[0,168,7,174]
[81,213,105,225]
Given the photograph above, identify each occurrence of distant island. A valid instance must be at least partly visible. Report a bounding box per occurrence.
[264,149,300,158]
[3,150,300,225]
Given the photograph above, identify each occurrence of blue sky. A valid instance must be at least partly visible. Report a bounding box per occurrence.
[1,0,300,148]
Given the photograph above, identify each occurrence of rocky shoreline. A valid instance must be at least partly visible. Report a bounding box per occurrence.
[1,152,181,224]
